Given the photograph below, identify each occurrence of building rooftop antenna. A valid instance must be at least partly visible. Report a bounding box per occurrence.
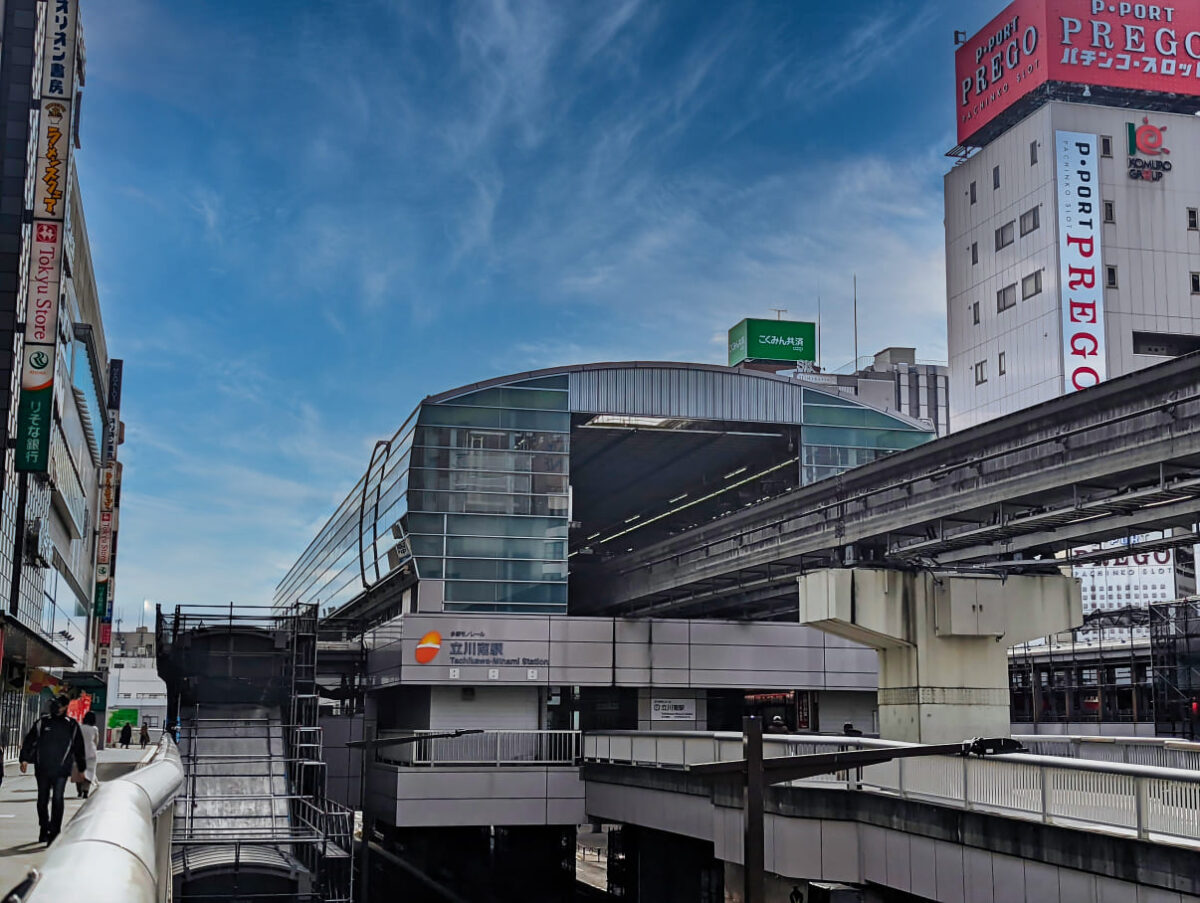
[770,308,787,321]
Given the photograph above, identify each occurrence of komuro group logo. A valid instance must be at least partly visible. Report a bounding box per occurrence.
[415,631,442,664]
[1128,117,1172,181]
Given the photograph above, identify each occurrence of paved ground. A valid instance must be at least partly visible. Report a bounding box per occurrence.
[576,825,610,891]
[0,746,150,893]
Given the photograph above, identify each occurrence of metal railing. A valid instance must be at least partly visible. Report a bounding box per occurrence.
[376,729,580,766]
[1014,734,1200,771]
[4,735,185,903]
[583,731,1200,846]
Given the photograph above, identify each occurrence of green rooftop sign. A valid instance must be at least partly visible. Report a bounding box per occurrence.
[728,318,817,366]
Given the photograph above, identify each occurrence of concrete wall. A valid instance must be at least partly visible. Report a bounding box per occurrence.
[816,691,876,735]
[368,613,878,691]
[946,101,1200,431]
[320,714,363,809]
[586,776,1200,903]
[369,764,584,828]
[428,685,539,730]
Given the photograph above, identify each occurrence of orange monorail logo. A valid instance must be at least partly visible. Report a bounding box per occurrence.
[415,631,442,664]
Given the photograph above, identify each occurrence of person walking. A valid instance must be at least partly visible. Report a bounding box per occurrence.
[18,694,86,844]
[767,715,790,734]
[76,711,99,799]
[139,721,150,749]
[119,721,132,749]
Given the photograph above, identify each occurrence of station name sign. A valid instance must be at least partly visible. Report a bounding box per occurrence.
[957,0,1200,145]
[443,636,548,668]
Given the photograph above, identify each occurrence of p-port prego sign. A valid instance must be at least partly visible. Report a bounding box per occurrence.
[1056,131,1106,394]
[957,1,1200,145]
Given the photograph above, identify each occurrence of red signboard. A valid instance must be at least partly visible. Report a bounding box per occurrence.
[956,0,1200,144]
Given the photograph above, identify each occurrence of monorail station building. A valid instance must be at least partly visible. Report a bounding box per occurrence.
[275,361,934,899]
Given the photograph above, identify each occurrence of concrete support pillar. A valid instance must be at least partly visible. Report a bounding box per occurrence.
[799,569,1081,743]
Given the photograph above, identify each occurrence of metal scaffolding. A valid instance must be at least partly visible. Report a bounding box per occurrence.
[1151,598,1200,739]
[157,604,353,902]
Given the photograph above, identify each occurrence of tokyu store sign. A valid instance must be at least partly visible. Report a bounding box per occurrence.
[1056,131,1106,394]
[17,0,80,473]
[728,318,817,366]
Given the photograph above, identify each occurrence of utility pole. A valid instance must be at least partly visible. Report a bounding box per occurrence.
[743,716,765,903]
[853,274,859,370]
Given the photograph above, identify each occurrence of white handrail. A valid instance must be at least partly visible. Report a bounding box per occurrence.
[8,735,184,903]
[582,730,1200,846]
[376,729,581,766]
[1014,734,1200,771]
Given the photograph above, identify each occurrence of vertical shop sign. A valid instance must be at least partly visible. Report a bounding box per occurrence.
[1056,130,1106,393]
[17,0,79,473]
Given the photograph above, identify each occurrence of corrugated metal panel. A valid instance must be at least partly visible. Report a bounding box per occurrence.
[569,365,807,424]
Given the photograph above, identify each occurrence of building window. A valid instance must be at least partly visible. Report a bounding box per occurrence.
[1189,208,1198,230]
[974,361,988,385]
[992,165,1000,189]
[998,351,1007,376]
[970,181,977,205]
[997,283,1018,312]
[1030,141,1038,165]
[1022,270,1043,299]
[971,242,978,265]
[1101,135,1113,158]
[1105,265,1118,288]
[995,221,1015,250]
[1191,272,1200,294]
[972,301,980,325]
[1019,206,1040,236]
[1104,201,1115,224]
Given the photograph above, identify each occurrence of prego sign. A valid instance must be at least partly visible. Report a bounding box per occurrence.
[957,1,1200,144]
[1056,131,1106,393]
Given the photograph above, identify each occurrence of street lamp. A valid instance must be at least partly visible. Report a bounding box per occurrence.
[688,717,1025,903]
[345,728,484,902]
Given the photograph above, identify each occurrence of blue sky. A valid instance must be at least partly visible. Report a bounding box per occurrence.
[77,0,1002,623]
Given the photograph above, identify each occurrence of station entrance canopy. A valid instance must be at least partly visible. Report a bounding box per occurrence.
[274,363,933,623]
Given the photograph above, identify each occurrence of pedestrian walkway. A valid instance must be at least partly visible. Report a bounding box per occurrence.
[0,745,149,893]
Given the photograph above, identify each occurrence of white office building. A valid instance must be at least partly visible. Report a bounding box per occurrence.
[946,102,1200,432]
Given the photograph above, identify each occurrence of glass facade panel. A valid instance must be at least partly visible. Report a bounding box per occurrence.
[412,447,567,473]
[801,389,861,407]
[803,405,924,431]
[801,425,930,451]
[445,535,566,559]
[418,405,570,432]
[417,427,569,453]
[446,514,568,539]
[275,413,419,614]
[443,580,567,606]
[410,469,569,494]
[408,387,570,613]
[444,558,568,581]
[438,386,571,411]
[408,490,569,517]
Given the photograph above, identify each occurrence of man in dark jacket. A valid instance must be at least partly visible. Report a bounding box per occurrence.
[19,694,86,844]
